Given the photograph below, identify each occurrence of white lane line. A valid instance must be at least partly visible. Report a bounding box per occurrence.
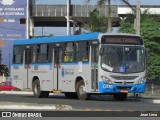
[153,100,160,104]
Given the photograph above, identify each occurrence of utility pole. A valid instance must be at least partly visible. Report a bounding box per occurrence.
[136,0,141,35]
[26,0,30,39]
[67,0,71,35]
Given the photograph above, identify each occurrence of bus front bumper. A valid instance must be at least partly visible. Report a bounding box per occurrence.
[99,81,146,93]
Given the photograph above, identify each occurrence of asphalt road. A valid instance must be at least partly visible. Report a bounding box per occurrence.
[0,93,160,111]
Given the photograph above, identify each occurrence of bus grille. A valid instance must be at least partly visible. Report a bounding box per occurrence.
[110,75,138,80]
[116,86,132,90]
[114,82,134,84]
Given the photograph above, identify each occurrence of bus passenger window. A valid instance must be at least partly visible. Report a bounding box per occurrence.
[13,46,23,64]
[64,43,74,62]
[83,53,89,62]
[76,41,89,62]
[33,44,49,63]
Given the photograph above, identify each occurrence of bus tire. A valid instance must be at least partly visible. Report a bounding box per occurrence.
[76,80,90,100]
[64,92,78,99]
[32,79,44,98]
[113,93,127,101]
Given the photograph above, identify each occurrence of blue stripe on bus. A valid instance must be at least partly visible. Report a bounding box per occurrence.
[11,62,89,66]
[31,63,52,66]
[61,62,89,65]
[11,64,23,66]
[13,32,101,45]
[11,63,52,66]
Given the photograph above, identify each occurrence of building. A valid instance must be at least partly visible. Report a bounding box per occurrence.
[0,0,31,67]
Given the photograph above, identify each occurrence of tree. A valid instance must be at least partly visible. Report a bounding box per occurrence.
[0,64,9,76]
[82,9,108,32]
[86,0,132,32]
[119,12,160,81]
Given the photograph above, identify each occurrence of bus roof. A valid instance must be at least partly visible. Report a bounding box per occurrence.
[13,32,142,45]
[13,32,101,45]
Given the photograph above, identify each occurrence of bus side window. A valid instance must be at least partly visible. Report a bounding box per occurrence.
[64,42,74,62]
[40,44,49,63]
[33,44,49,63]
[76,41,89,62]
[83,42,89,62]
[13,46,23,64]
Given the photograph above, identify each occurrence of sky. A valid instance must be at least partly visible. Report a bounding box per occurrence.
[34,0,160,36]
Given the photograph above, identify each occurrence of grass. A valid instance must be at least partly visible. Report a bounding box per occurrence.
[142,92,160,98]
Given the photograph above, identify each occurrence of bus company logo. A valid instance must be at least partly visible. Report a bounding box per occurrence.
[2,112,11,117]
[0,0,15,5]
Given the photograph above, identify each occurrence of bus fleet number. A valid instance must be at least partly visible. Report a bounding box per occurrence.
[34,66,39,70]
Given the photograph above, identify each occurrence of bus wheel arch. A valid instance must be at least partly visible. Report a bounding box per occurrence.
[32,76,39,85]
[75,77,90,100]
[32,77,49,98]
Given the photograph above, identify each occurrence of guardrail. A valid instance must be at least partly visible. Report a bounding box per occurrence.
[31,5,118,17]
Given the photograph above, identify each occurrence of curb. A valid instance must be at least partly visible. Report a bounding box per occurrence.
[141,98,160,104]
[0,91,33,95]
[0,102,72,110]
[0,91,73,110]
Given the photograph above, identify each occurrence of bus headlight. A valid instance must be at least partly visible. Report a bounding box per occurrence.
[136,76,146,84]
[101,75,113,84]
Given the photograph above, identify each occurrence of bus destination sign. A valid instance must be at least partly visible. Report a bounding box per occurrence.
[101,36,143,45]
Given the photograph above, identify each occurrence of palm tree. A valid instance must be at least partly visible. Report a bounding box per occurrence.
[83,9,108,32]
[87,0,133,33]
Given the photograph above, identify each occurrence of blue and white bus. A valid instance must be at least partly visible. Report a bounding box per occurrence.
[11,32,147,101]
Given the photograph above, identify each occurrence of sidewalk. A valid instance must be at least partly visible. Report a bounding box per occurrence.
[0,91,72,110]
[0,91,33,95]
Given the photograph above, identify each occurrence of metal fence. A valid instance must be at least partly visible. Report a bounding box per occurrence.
[31,5,118,17]
[146,83,160,95]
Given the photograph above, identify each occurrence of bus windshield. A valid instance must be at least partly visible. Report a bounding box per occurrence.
[101,45,145,73]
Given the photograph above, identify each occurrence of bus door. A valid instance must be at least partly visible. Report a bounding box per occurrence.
[24,49,32,89]
[91,45,99,91]
[53,47,62,90]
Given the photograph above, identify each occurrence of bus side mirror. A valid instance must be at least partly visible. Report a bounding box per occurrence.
[99,47,104,55]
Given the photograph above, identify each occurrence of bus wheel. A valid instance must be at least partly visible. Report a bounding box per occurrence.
[76,80,90,100]
[64,92,78,99]
[113,93,127,101]
[32,79,44,98]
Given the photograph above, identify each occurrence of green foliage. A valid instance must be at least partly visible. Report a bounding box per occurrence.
[0,64,9,76]
[141,17,160,40]
[119,23,135,33]
[145,41,160,80]
[82,9,108,32]
[119,14,160,81]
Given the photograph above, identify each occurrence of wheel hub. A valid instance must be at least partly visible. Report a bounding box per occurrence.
[79,85,86,96]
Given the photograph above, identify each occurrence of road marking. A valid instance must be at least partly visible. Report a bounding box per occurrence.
[104,109,112,111]
[153,100,160,104]
[84,108,92,111]
[94,109,101,111]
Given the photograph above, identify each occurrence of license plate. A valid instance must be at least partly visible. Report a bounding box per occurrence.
[121,89,128,93]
